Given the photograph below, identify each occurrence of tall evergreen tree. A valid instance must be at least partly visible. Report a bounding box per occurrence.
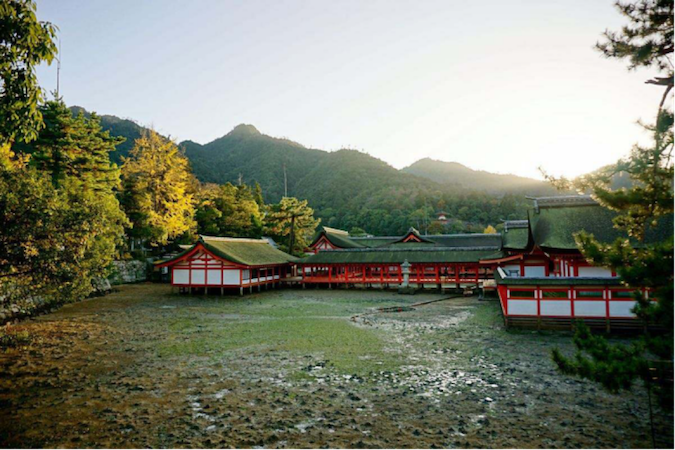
[265,197,319,255]
[120,130,196,247]
[549,0,673,410]
[21,100,124,189]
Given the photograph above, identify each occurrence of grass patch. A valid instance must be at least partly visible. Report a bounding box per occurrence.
[159,316,401,375]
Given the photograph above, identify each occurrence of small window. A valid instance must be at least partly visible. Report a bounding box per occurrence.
[542,290,568,299]
[510,290,535,298]
[576,290,603,299]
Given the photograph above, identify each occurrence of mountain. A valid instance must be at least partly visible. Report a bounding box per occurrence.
[402,158,557,195]
[67,107,549,234]
[70,106,146,164]
[181,125,540,234]
[182,124,329,201]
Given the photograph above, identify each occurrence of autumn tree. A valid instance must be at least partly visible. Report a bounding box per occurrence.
[120,130,196,247]
[265,197,319,255]
[548,0,674,410]
[0,0,57,144]
[483,225,497,234]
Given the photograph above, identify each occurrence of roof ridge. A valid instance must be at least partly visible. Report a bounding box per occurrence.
[326,246,501,253]
[322,226,349,235]
[200,235,269,244]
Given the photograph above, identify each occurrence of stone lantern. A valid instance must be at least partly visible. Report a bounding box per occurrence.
[398,260,415,294]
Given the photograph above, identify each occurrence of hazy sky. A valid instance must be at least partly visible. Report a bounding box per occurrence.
[36,0,663,179]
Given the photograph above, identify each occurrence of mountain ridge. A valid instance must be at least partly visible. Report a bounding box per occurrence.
[71,106,556,234]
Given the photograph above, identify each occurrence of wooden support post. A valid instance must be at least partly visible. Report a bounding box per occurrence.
[220,287,224,295]
[239,287,243,296]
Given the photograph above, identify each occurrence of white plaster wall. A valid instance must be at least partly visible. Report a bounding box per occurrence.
[540,300,571,316]
[577,266,613,277]
[609,301,637,317]
[222,269,240,285]
[524,266,546,277]
[173,269,189,284]
[191,270,205,285]
[574,301,606,317]
[207,269,222,285]
[508,300,537,315]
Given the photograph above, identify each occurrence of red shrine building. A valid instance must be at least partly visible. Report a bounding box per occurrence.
[301,195,671,330]
[157,236,296,295]
[157,196,670,330]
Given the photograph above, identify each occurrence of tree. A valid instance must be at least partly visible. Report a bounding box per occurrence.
[20,100,124,189]
[349,227,367,237]
[265,197,319,255]
[483,225,497,234]
[0,0,57,144]
[548,0,673,411]
[120,130,196,247]
[195,182,264,238]
[1,105,128,309]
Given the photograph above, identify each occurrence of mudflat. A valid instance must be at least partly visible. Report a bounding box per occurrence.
[0,283,671,448]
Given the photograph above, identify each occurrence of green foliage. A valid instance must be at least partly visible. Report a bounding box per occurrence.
[596,0,673,74]
[549,0,674,410]
[195,182,264,238]
[265,197,319,255]
[20,100,125,189]
[1,109,127,312]
[120,130,197,246]
[0,0,57,144]
[349,227,367,237]
[69,105,145,164]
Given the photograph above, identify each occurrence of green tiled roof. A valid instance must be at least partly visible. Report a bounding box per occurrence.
[529,203,673,251]
[161,236,296,267]
[427,234,502,248]
[310,226,364,249]
[502,227,529,250]
[494,269,622,286]
[350,237,400,247]
[300,247,503,264]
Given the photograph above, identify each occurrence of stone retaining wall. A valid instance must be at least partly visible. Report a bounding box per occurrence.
[108,260,147,285]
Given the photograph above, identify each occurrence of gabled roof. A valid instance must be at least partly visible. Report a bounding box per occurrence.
[309,226,364,249]
[159,235,296,267]
[391,227,435,244]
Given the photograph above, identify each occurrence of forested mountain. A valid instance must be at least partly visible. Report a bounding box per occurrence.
[402,158,557,195]
[68,107,549,234]
[182,125,538,234]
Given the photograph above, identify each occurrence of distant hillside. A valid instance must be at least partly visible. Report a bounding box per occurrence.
[66,107,549,234]
[70,106,146,164]
[402,158,557,195]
